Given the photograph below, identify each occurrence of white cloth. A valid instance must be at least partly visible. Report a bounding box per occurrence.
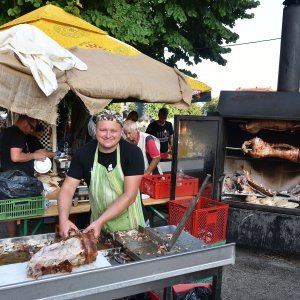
[0,24,87,96]
[138,132,162,174]
[88,116,96,139]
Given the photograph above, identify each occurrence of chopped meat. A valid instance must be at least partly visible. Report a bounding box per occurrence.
[240,120,300,134]
[242,137,300,163]
[27,231,98,278]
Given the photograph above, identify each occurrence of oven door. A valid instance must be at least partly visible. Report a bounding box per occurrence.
[170,115,224,200]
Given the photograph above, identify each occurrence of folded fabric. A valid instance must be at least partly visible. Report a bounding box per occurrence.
[0,24,87,96]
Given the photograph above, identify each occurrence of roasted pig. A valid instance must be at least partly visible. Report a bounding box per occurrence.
[27,230,98,278]
[242,137,300,163]
[240,120,300,134]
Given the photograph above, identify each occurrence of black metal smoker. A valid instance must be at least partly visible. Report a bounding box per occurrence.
[216,0,300,256]
[169,0,300,256]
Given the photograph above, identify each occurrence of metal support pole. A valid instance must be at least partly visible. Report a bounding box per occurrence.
[277,2,300,92]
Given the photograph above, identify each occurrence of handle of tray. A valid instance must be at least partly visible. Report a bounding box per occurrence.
[166,174,212,251]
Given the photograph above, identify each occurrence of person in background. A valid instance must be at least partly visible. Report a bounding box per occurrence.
[126,110,139,122]
[27,123,56,159]
[123,120,162,175]
[58,110,145,239]
[0,115,46,237]
[146,107,174,159]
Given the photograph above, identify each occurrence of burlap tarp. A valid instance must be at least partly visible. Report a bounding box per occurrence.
[0,48,192,125]
[0,5,194,125]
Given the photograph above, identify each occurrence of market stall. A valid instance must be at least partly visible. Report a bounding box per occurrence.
[0,4,193,233]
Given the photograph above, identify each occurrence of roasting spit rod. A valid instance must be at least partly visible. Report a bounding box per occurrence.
[226,146,253,151]
[226,147,243,151]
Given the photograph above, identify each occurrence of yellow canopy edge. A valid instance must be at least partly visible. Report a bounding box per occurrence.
[0,4,140,55]
[186,75,211,93]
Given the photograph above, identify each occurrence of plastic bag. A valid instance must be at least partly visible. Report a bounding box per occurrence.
[175,287,212,300]
[0,170,44,200]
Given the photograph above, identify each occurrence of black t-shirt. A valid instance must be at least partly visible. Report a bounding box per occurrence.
[26,135,44,153]
[0,126,34,176]
[146,121,174,153]
[67,138,144,186]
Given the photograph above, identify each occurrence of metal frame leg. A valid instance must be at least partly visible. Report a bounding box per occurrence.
[163,286,173,300]
[211,267,223,300]
[22,219,44,236]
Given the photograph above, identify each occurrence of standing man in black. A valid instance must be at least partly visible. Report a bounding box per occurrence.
[146,107,174,159]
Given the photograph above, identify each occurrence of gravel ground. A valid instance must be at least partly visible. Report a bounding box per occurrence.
[222,246,300,300]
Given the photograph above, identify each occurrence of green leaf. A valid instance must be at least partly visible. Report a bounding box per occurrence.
[17,0,24,6]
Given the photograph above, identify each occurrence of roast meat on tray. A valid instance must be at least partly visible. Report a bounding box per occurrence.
[27,230,98,278]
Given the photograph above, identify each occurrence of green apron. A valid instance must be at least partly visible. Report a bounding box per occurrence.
[89,144,145,232]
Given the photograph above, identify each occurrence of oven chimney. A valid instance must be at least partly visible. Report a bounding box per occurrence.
[277,0,300,92]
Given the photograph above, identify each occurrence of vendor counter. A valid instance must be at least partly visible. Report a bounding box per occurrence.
[2,202,91,236]
[2,195,191,236]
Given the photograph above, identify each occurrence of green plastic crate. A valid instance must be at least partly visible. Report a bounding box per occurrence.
[0,196,45,220]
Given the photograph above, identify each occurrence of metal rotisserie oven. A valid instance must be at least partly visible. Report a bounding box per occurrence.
[218,96,300,256]
[170,99,300,256]
[215,1,300,256]
[170,1,300,255]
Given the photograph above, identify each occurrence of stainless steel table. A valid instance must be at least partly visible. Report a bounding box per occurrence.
[0,242,235,300]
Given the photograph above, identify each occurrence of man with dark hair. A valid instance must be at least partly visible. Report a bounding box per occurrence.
[26,122,56,159]
[1,115,46,176]
[146,107,174,159]
[58,110,145,239]
[126,110,139,122]
[0,115,46,237]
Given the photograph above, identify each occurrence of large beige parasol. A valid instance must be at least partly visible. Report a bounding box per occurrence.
[0,4,192,125]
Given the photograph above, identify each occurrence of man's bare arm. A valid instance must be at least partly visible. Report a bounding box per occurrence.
[145,156,160,175]
[58,176,81,238]
[169,134,174,149]
[10,148,45,162]
[34,148,56,158]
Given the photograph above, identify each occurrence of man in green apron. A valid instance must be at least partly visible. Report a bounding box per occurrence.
[58,110,145,239]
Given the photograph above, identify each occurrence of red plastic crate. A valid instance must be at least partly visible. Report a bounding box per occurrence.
[140,174,199,199]
[168,197,229,244]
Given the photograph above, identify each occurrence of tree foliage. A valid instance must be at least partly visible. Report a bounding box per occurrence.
[145,103,202,121]
[0,0,259,73]
[201,97,219,115]
[106,102,122,113]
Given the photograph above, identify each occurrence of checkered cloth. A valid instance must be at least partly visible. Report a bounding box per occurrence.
[39,121,52,151]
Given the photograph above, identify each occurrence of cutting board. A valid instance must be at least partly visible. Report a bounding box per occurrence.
[0,251,111,287]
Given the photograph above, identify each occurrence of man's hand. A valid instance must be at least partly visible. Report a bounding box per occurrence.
[33,152,46,161]
[59,219,79,239]
[85,219,103,239]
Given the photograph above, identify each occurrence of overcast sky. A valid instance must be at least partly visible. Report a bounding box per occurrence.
[180,0,284,97]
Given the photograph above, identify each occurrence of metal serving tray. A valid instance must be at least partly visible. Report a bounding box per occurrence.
[114,225,209,260]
